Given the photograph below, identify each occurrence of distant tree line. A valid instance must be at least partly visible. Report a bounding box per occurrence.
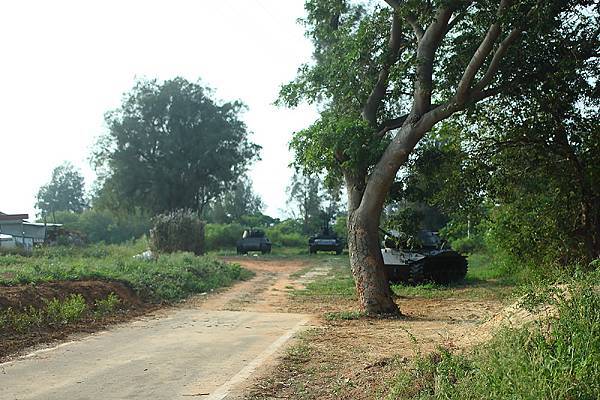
[36,77,348,247]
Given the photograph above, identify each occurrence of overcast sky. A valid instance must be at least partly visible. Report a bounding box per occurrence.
[0,0,318,219]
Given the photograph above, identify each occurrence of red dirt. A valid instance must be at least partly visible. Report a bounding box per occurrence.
[0,280,150,362]
[0,280,143,310]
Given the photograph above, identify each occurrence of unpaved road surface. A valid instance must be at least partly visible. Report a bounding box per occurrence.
[0,258,312,400]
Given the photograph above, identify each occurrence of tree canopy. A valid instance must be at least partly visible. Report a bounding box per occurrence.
[36,162,87,220]
[92,77,261,215]
[206,177,264,224]
[280,0,598,314]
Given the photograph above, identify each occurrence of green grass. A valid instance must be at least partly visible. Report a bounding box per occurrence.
[0,242,254,302]
[0,293,124,334]
[291,256,356,299]
[385,272,600,399]
[290,252,514,302]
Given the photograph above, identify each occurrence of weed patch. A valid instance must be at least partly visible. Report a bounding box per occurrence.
[386,275,600,399]
[0,293,119,334]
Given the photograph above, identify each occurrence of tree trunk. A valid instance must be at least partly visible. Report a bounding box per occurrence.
[345,170,399,315]
[347,209,399,315]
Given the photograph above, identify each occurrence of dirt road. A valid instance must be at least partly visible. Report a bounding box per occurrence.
[0,258,312,400]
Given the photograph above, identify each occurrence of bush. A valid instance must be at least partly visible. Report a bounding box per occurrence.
[0,242,253,302]
[205,223,245,251]
[333,215,348,243]
[450,234,485,254]
[265,220,307,247]
[150,209,205,255]
[52,209,150,244]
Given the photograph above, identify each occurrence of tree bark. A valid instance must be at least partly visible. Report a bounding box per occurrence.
[345,173,400,315]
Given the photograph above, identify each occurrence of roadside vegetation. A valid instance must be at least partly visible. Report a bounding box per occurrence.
[0,241,253,303]
[386,270,600,400]
[0,239,254,359]
[0,293,119,335]
[247,252,599,399]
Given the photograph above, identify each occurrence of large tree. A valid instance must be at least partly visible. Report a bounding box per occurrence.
[281,0,596,314]
[36,162,87,221]
[92,78,260,215]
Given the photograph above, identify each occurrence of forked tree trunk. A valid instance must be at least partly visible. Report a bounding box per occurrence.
[347,211,399,315]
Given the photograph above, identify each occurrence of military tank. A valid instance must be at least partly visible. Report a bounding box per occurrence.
[308,225,344,255]
[236,229,271,254]
[380,229,467,284]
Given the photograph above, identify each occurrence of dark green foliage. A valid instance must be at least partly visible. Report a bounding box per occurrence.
[287,170,344,235]
[150,209,205,255]
[92,77,260,214]
[205,223,245,251]
[0,243,253,303]
[206,178,264,224]
[387,273,600,399]
[36,162,87,220]
[384,207,425,249]
[332,214,348,243]
[52,209,150,244]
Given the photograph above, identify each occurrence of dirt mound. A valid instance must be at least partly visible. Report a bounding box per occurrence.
[458,297,557,347]
[0,280,143,310]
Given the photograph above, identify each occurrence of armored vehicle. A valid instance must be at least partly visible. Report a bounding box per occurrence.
[381,229,467,284]
[236,229,271,254]
[308,226,344,255]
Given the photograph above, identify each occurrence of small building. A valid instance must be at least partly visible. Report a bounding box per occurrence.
[0,212,62,252]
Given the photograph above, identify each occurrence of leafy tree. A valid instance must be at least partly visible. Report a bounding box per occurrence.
[280,0,594,314]
[287,171,343,234]
[36,162,87,221]
[207,178,264,224]
[395,12,599,269]
[92,77,261,215]
[287,171,325,234]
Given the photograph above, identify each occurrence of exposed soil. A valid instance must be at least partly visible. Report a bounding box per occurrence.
[1,256,516,399]
[0,279,143,310]
[232,260,510,400]
[0,280,152,362]
[243,298,505,399]
[191,257,313,312]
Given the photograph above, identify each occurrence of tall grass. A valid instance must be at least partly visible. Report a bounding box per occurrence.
[386,271,600,399]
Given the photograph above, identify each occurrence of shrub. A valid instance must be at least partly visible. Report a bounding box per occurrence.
[450,234,485,254]
[52,209,151,244]
[150,209,205,255]
[265,219,308,247]
[205,223,245,251]
[94,293,121,317]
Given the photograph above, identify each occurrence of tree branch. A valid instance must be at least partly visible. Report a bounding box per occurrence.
[456,0,513,103]
[362,14,405,125]
[413,7,453,116]
[375,114,410,138]
[406,14,424,41]
[473,27,522,92]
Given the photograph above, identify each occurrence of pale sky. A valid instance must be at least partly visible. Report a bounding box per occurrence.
[0,0,318,219]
